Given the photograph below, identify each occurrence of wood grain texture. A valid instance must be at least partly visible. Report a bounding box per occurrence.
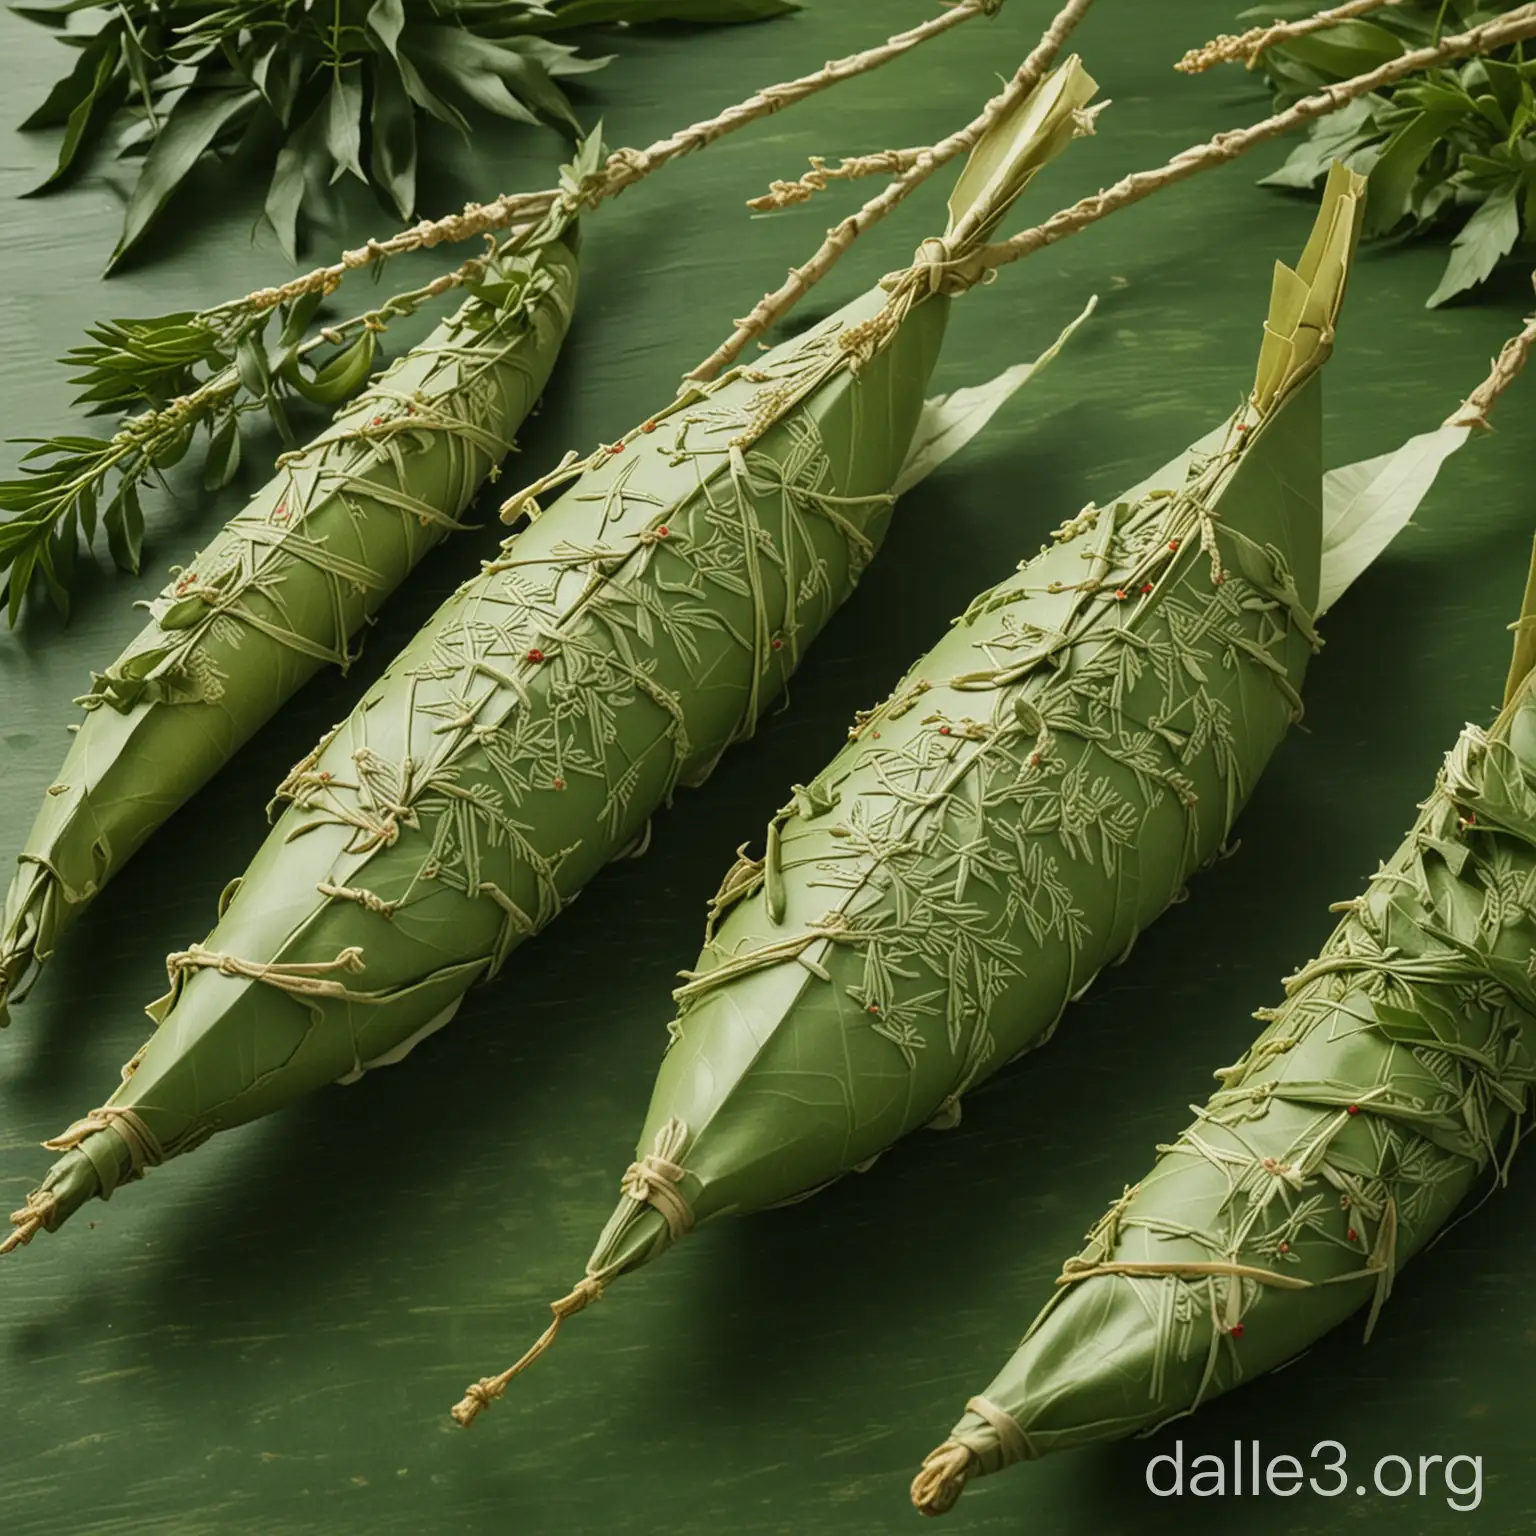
[0,3,1533,1532]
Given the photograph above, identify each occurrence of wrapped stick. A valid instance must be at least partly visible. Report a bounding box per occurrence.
[910,300,1536,1516]
[694,0,1536,382]
[0,0,1040,1025]
[454,165,1375,1421]
[0,209,578,1028]
[1,61,1100,1258]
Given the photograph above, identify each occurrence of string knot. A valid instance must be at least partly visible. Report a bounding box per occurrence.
[619,1116,695,1241]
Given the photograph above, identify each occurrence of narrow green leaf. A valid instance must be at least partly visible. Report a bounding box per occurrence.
[370,53,417,220]
[104,479,144,573]
[893,296,1097,497]
[236,332,271,400]
[109,87,261,271]
[19,20,119,131]
[325,67,367,186]
[278,290,325,351]
[265,101,330,261]
[1258,99,1376,191]
[1426,180,1522,307]
[77,478,98,546]
[23,28,125,193]
[8,545,37,628]
[1317,422,1470,615]
[367,0,406,57]
[1364,109,1463,238]
[36,532,71,620]
[395,50,470,138]
[203,415,242,490]
[1278,19,1404,80]
[287,331,378,404]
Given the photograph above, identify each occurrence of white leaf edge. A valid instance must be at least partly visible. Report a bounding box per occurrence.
[893,294,1098,497]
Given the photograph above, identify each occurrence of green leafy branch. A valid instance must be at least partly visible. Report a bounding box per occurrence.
[1202,1,1536,305]
[4,0,1011,622]
[14,0,795,270]
[0,224,527,623]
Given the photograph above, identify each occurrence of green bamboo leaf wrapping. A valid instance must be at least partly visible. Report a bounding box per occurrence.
[562,167,1366,1341]
[3,55,1102,1256]
[0,229,580,1025]
[15,280,951,1240]
[913,579,1536,1509]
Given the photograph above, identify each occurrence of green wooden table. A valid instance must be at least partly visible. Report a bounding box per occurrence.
[1,3,1533,1532]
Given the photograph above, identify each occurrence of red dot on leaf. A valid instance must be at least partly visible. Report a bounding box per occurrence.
[771,638,783,651]
[1140,583,1154,595]
[1348,1227,1358,1242]
[1229,1323,1245,1339]
[938,725,951,736]
[527,648,545,663]
[553,777,565,790]
[610,442,625,453]
[1347,1104,1360,1116]
[641,420,658,433]
[867,1003,880,1014]
[1114,589,1128,601]
[656,525,669,538]
[1168,539,1180,552]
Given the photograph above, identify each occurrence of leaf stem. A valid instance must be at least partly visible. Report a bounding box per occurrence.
[963,4,1536,286]
[205,0,1008,324]
[1445,275,1536,429]
[685,0,1099,383]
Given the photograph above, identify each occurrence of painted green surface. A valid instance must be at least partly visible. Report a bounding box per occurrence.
[0,3,1532,1533]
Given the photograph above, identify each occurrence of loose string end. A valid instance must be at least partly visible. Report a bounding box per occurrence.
[911,1441,976,1517]
[0,1191,56,1257]
[450,1274,604,1427]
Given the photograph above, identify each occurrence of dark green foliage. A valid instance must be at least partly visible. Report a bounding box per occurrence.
[11,0,793,268]
[1248,1,1536,305]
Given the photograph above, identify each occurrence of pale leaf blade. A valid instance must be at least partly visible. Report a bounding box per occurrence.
[1316,422,1469,617]
[893,295,1097,497]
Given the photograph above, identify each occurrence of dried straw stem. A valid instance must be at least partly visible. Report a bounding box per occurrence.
[911,1442,977,1517]
[685,0,1099,383]
[1177,0,1400,74]
[960,5,1536,288]
[213,0,1009,322]
[1445,280,1536,430]
[749,147,928,211]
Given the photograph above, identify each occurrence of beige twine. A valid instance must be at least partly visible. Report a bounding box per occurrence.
[43,1105,165,1175]
[165,942,370,1000]
[912,1442,976,1517]
[619,1116,695,1242]
[962,1395,1034,1466]
[450,1119,696,1426]
[450,1274,607,1427]
[0,1189,59,1255]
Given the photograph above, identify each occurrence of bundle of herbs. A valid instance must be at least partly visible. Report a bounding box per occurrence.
[16,0,796,268]
[1183,1,1536,306]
